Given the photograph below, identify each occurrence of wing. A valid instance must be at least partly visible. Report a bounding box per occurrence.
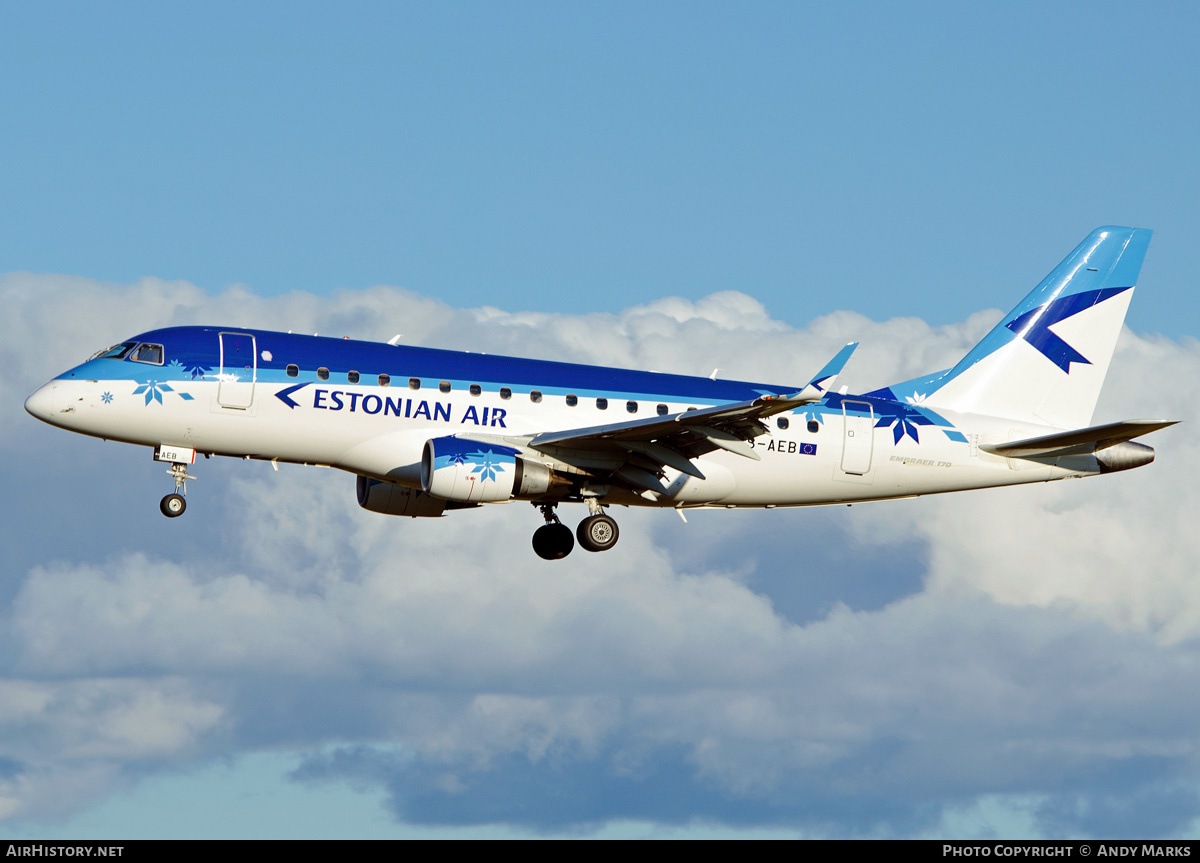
[525,343,857,496]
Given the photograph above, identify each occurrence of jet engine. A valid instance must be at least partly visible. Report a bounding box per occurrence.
[356,475,447,517]
[421,436,567,503]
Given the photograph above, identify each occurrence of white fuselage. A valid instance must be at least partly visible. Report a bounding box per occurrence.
[28,352,1090,511]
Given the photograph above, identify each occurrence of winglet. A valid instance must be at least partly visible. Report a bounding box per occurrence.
[745,342,859,415]
[780,341,858,404]
[807,342,858,393]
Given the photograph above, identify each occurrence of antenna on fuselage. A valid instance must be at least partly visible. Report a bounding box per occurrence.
[387,334,403,346]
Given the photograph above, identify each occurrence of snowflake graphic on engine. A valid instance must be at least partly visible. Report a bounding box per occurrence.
[467,450,507,483]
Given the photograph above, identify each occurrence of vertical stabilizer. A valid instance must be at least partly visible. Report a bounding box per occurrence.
[912,226,1151,429]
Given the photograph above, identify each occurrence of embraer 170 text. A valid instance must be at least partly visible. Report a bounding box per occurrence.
[26,227,1176,559]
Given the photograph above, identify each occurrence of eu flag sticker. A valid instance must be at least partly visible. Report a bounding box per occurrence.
[800,443,817,456]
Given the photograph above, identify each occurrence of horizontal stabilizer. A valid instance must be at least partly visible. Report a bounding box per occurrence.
[981,419,1178,458]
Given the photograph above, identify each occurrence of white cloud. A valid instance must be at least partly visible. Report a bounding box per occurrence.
[3,272,1199,835]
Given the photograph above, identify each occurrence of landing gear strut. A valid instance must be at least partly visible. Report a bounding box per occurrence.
[160,462,194,519]
[530,500,622,559]
[577,498,619,553]
[532,504,574,560]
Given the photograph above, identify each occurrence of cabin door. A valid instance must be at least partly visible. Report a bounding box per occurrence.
[218,332,256,409]
[840,400,874,475]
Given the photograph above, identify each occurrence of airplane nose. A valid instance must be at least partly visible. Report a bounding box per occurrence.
[24,382,60,423]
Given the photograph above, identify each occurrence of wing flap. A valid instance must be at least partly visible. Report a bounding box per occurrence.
[621,441,706,479]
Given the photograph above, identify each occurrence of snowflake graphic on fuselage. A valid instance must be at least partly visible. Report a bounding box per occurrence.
[101,391,113,404]
[870,398,952,444]
[133,379,195,405]
[826,393,953,446]
[467,449,507,483]
[165,357,210,379]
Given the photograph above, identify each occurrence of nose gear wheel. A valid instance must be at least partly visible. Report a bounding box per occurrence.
[160,493,186,517]
[159,462,195,518]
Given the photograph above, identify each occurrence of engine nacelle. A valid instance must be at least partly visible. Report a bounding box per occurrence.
[421,436,565,503]
[356,475,447,517]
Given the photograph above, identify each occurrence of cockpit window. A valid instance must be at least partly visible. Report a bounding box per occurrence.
[129,343,164,365]
[92,341,137,360]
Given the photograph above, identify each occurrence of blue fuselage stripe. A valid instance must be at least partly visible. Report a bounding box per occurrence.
[68,326,800,404]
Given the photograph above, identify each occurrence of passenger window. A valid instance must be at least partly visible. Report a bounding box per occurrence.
[500,387,512,400]
[626,401,638,413]
[807,420,820,433]
[348,370,360,384]
[286,364,299,378]
[317,367,330,381]
[777,417,790,430]
[130,343,164,365]
[657,404,668,416]
[530,390,543,403]
[566,394,578,407]
[439,381,451,393]
[409,378,421,390]
[470,384,481,396]
[379,374,391,387]
[596,398,608,410]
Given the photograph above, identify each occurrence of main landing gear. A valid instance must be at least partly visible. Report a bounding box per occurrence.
[532,504,574,560]
[159,462,195,518]
[531,500,620,560]
[577,512,619,553]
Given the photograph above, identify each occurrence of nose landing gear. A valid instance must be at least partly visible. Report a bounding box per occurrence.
[160,462,195,518]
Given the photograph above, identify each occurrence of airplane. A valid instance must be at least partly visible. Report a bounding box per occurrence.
[25,226,1177,560]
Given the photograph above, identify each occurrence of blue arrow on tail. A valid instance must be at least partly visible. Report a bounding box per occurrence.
[1006,286,1131,373]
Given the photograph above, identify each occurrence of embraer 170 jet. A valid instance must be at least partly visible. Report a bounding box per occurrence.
[26,227,1176,559]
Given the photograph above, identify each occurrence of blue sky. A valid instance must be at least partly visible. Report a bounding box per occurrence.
[3,2,1198,333]
[2,1,1200,840]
